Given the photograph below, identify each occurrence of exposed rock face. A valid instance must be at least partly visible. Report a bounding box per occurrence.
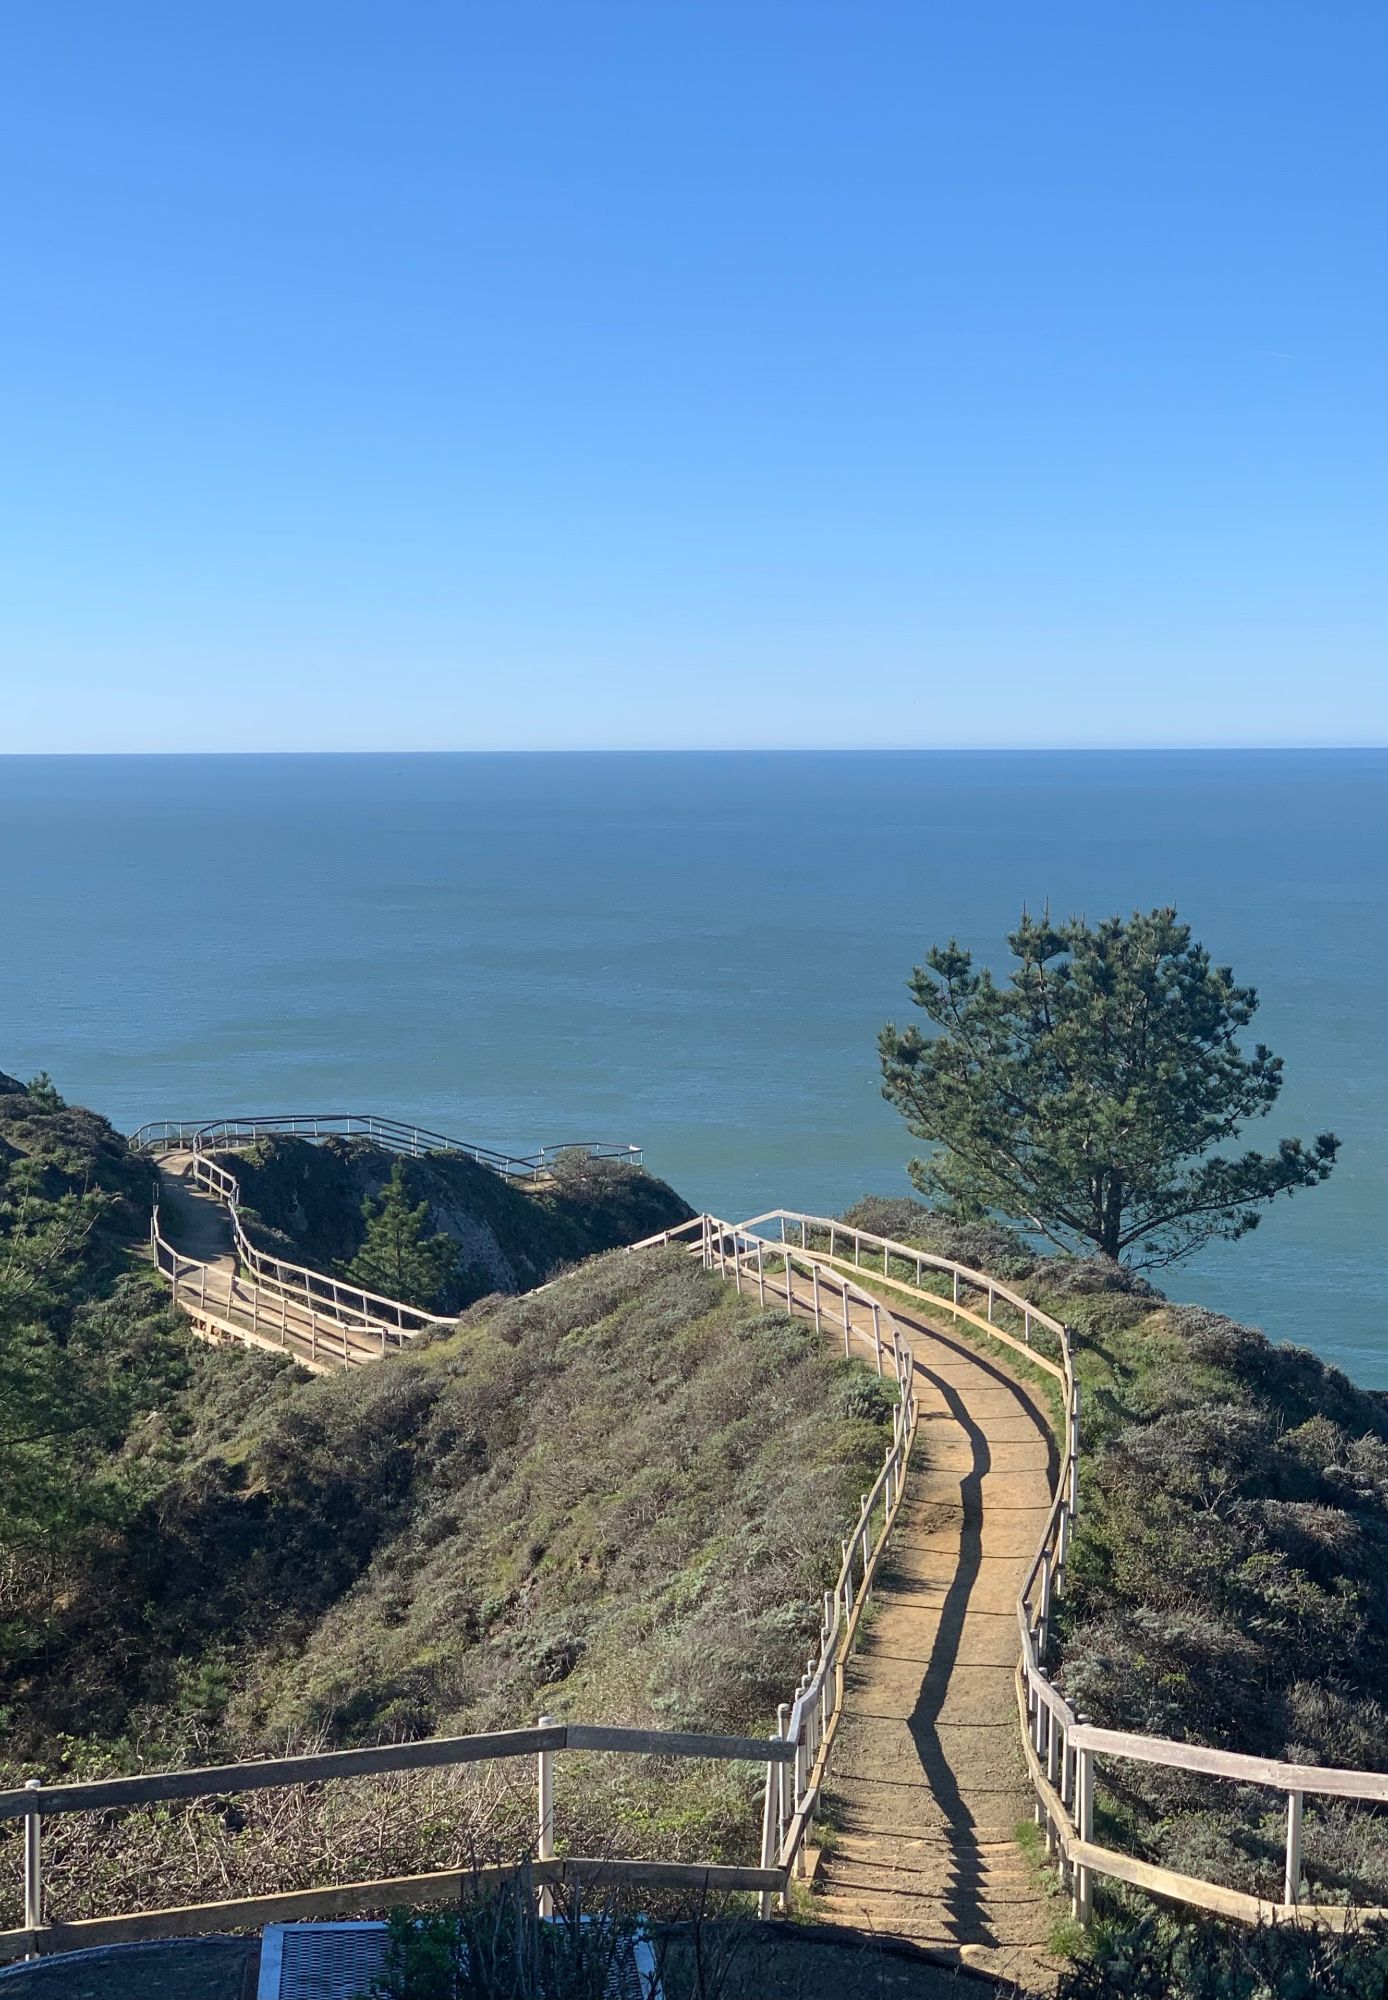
[213,1134,695,1312]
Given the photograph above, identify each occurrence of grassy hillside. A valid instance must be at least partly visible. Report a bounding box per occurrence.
[0,1071,207,1671]
[221,1133,695,1308]
[0,1074,894,1930]
[10,1248,892,1760]
[844,1196,1388,1910]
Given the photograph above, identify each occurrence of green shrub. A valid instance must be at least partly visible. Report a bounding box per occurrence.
[365,1882,640,2000]
[1060,1912,1388,1998]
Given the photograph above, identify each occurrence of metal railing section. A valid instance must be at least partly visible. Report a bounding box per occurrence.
[129,1114,642,1181]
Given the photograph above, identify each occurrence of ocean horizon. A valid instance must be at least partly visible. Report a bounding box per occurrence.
[4,748,1384,1379]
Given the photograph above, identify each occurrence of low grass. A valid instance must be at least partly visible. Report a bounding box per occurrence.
[1,1243,898,1930]
[222,1135,695,1310]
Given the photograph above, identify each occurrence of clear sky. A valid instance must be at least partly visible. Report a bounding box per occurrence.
[2,2,1384,751]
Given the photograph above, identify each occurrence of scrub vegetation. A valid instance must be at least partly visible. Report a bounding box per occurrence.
[220,1130,695,1311]
[0,1073,891,1931]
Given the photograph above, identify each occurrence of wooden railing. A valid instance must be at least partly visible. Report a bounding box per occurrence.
[113,1161,1388,1935]
[717,1209,1388,1931]
[149,1207,423,1370]
[0,1723,792,1962]
[135,1112,645,1364]
[164,1150,454,1340]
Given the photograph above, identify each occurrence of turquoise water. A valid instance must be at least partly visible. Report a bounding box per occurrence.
[2,751,1384,1379]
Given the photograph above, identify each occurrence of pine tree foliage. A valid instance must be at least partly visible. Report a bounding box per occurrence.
[879,906,1339,1266]
[347,1161,458,1308]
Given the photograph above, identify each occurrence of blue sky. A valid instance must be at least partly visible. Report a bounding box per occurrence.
[2,2,1384,751]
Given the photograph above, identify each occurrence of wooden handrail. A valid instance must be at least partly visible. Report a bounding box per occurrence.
[710,1209,1388,1928]
[137,1111,646,1363]
[121,1180,1388,1935]
[0,1855,783,1965]
[0,1722,793,1823]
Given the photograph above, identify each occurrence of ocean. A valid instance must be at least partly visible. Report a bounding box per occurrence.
[3,750,1384,1379]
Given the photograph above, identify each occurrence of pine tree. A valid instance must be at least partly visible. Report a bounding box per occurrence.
[880,906,1339,1267]
[346,1162,457,1308]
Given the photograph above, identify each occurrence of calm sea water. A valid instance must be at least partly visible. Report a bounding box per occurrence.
[2,751,1384,1379]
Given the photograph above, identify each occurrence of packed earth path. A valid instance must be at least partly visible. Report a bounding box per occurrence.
[773,1256,1057,1992]
[155,1150,238,1270]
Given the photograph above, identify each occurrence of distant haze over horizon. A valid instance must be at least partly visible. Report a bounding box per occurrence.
[2,4,1384,753]
[2,744,1388,756]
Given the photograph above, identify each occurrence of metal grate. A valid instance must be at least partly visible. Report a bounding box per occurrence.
[258,1920,659,2000]
[258,1922,389,2000]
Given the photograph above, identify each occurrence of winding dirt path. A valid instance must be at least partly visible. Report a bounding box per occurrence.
[796,1273,1058,1991]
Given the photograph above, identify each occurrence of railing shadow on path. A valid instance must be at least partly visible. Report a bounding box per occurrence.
[904,1355,996,1949]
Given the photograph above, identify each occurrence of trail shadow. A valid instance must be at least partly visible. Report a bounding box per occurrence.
[892,1313,1055,1947]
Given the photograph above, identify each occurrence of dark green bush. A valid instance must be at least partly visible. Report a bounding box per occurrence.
[365,1883,640,2000]
[1061,1912,1388,1999]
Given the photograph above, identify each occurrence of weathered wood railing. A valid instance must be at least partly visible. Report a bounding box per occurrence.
[0,1723,792,1963]
[134,1113,644,1364]
[627,1213,921,1902]
[129,1154,1388,1933]
[149,1205,421,1370]
[714,1209,1388,1930]
[164,1150,454,1340]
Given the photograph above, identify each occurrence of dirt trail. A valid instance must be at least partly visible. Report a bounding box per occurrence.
[155,1152,237,1269]
[799,1275,1058,1992]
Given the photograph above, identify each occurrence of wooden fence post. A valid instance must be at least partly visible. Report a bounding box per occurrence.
[1044,1709,1059,1855]
[537,1716,555,1919]
[23,1780,42,1940]
[1074,1744,1094,1922]
[1038,1552,1053,1657]
[758,1723,781,1919]
[1285,1790,1303,1907]
[776,1703,790,1906]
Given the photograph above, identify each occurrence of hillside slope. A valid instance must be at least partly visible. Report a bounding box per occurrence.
[220,1133,695,1308]
[8,1246,892,1762]
[1,1079,894,1927]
